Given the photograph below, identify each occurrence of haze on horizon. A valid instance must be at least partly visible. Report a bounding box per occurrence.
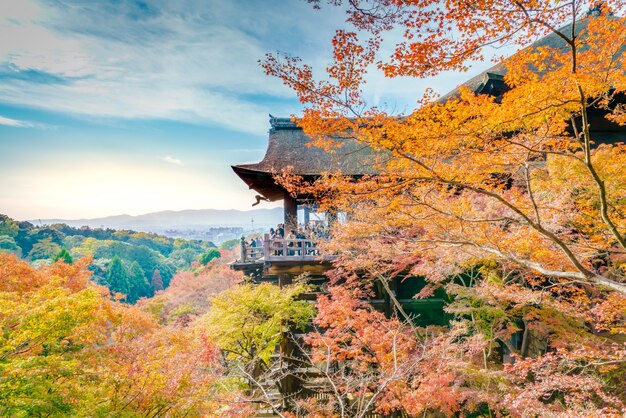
[0,0,499,221]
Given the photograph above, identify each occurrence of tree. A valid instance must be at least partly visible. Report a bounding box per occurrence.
[0,254,112,416]
[144,260,241,323]
[0,235,21,256]
[199,248,221,265]
[202,282,315,369]
[0,253,244,417]
[219,238,239,250]
[53,248,73,264]
[265,0,626,293]
[105,256,129,298]
[262,0,626,415]
[128,261,150,302]
[28,237,62,261]
[170,247,199,268]
[0,215,18,237]
[151,268,164,292]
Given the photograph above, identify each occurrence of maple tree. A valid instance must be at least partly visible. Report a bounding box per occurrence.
[262,0,626,415]
[202,282,315,368]
[265,0,626,292]
[141,256,241,324]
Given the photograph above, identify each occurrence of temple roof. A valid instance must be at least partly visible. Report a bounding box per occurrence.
[441,16,625,101]
[233,16,624,201]
[234,117,380,176]
[232,117,384,201]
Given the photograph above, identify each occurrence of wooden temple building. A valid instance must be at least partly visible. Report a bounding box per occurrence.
[230,117,374,276]
[230,116,451,413]
[230,116,449,326]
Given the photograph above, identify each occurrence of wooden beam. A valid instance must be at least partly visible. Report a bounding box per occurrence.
[265,261,333,276]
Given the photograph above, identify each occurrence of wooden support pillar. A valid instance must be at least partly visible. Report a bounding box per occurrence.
[303,205,310,226]
[278,273,293,288]
[240,236,246,262]
[279,330,296,398]
[284,191,297,233]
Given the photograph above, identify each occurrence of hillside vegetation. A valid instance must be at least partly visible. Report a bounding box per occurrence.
[0,214,220,302]
[0,252,252,417]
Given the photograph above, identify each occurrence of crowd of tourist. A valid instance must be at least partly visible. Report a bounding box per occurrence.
[245,221,330,257]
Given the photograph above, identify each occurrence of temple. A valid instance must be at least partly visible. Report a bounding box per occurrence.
[230,115,448,319]
[232,116,379,230]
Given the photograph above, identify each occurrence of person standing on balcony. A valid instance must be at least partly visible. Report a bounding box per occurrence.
[286,229,296,256]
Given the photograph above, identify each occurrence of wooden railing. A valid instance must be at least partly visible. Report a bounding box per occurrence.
[263,238,320,262]
[239,238,265,263]
[238,235,323,264]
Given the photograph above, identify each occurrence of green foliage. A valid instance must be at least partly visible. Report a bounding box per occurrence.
[128,261,150,303]
[199,248,221,265]
[63,234,86,249]
[28,237,62,261]
[202,282,315,366]
[0,235,21,256]
[53,248,73,264]
[156,261,175,288]
[219,238,239,250]
[113,230,174,256]
[0,214,216,301]
[105,256,129,298]
[175,238,216,251]
[170,248,199,268]
[0,215,19,237]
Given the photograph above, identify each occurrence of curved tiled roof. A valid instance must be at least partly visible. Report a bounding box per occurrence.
[234,117,381,177]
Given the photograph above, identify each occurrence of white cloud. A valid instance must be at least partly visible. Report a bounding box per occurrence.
[0,0,346,133]
[161,155,182,165]
[0,115,36,128]
[0,0,509,133]
[0,114,53,129]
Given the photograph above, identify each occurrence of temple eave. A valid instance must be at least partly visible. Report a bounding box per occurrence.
[231,165,319,202]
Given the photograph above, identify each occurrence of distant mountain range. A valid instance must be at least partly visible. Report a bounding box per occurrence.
[33,208,284,231]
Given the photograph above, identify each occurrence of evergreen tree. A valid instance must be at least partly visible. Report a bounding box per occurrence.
[105,256,129,299]
[199,248,221,265]
[156,261,175,288]
[151,268,163,293]
[53,248,73,264]
[128,261,150,302]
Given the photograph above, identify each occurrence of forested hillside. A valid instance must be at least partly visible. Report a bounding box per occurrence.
[0,214,221,302]
[0,252,251,417]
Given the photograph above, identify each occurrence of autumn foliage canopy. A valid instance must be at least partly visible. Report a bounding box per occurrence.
[260,0,626,416]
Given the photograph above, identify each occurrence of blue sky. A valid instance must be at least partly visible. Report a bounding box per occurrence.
[0,0,495,220]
